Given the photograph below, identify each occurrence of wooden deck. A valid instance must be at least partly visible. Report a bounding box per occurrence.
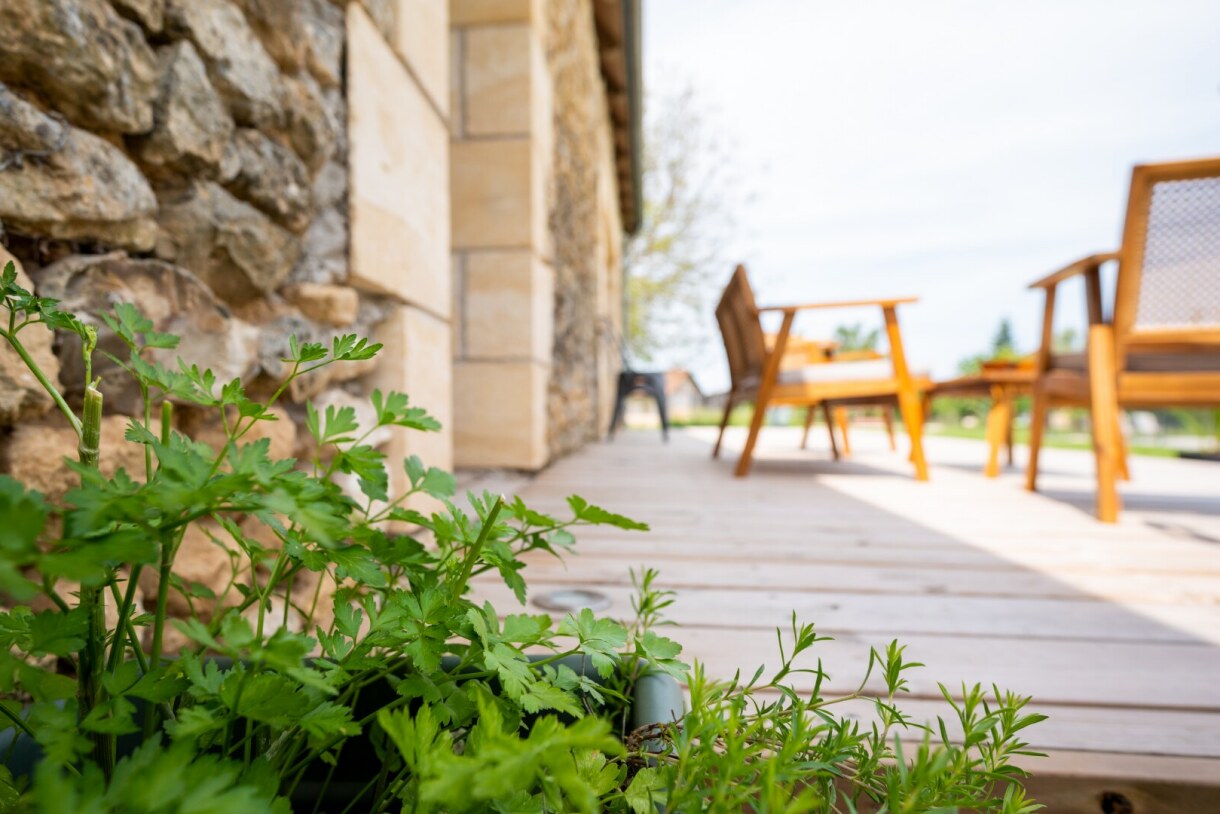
[468,426,1220,811]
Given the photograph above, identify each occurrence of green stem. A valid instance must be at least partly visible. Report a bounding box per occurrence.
[148,539,175,668]
[75,386,113,778]
[142,386,152,481]
[0,330,82,438]
[255,554,289,641]
[450,496,505,599]
[161,400,172,446]
[106,567,145,673]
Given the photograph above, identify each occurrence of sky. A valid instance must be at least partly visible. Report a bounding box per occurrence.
[642,0,1220,390]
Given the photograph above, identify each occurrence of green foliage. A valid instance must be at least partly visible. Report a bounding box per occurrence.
[624,83,744,365]
[660,617,1044,813]
[832,323,881,352]
[0,262,1043,812]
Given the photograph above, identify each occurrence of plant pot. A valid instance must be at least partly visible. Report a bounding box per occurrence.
[0,655,684,811]
[295,654,684,811]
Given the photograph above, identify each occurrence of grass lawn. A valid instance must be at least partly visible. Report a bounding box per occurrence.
[924,425,1182,458]
[666,407,1203,459]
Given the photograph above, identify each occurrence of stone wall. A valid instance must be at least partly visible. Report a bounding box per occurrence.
[448,0,625,470]
[346,0,453,492]
[0,0,367,461]
[449,0,555,470]
[545,0,623,458]
[0,0,452,632]
[2,0,623,488]
[0,0,453,477]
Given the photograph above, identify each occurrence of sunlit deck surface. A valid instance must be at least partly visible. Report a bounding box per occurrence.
[468,427,1220,808]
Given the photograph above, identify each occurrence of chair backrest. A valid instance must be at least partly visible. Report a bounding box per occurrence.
[1114,157,1220,354]
[715,265,767,393]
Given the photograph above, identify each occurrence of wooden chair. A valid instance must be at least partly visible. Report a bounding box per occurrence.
[796,346,900,459]
[713,265,929,480]
[766,335,850,456]
[1025,157,1220,521]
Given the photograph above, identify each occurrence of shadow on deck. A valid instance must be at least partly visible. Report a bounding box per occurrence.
[469,426,1220,812]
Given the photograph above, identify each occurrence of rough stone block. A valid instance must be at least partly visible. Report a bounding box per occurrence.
[348,3,450,316]
[111,0,165,33]
[178,403,297,461]
[31,252,261,415]
[165,0,285,128]
[369,304,454,503]
[0,0,158,134]
[1,414,155,505]
[293,205,348,285]
[138,519,234,621]
[463,250,551,362]
[225,129,314,232]
[0,84,158,251]
[393,0,449,117]
[283,283,360,327]
[453,360,547,470]
[155,182,300,304]
[450,138,543,250]
[450,0,540,26]
[133,41,234,179]
[302,0,344,88]
[232,0,308,72]
[282,74,338,173]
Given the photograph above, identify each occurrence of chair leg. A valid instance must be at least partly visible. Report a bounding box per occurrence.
[608,373,630,440]
[1005,391,1016,467]
[735,399,768,477]
[800,406,817,450]
[896,385,929,481]
[1115,412,1131,481]
[822,403,840,461]
[735,311,792,478]
[1088,325,1122,523]
[653,386,670,443]
[712,394,736,459]
[882,405,897,451]
[1025,384,1049,492]
[984,386,1011,478]
[834,407,852,457]
[881,305,928,481]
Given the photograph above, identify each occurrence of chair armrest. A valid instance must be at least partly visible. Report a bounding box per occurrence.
[758,297,918,314]
[1027,252,1118,290]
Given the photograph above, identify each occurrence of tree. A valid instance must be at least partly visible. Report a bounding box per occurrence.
[956,317,1019,375]
[831,323,880,352]
[991,318,1015,357]
[623,83,743,365]
[1052,327,1079,353]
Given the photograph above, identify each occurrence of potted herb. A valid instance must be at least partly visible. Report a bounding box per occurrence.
[0,261,1044,812]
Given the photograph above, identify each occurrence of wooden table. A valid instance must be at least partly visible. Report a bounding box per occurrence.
[929,361,1035,477]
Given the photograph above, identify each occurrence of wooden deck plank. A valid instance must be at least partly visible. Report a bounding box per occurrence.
[468,427,1220,786]
[478,580,1220,644]
[514,554,1220,605]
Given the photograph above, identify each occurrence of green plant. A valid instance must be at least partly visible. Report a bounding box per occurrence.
[0,260,1043,812]
[831,323,881,353]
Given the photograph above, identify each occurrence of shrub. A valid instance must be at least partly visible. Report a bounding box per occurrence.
[0,260,1043,812]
